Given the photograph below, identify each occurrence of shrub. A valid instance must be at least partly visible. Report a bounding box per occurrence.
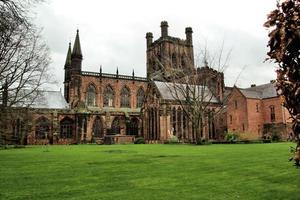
[263,139,272,143]
[13,145,26,149]
[134,137,145,144]
[225,132,239,143]
[271,132,281,142]
[196,138,211,145]
[0,145,26,150]
[168,135,179,144]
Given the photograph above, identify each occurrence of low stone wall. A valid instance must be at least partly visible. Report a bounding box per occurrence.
[104,135,135,144]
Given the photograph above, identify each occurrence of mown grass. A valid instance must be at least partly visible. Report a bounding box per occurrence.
[0,143,299,200]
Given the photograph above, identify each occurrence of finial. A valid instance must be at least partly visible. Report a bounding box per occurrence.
[100,65,102,74]
[204,59,208,67]
[132,69,135,77]
[116,67,119,75]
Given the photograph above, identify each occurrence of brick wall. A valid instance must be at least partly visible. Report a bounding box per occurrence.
[227,88,248,134]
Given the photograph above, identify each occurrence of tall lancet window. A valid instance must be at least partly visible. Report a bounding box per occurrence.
[104,85,115,107]
[121,87,130,108]
[136,88,145,108]
[87,85,96,106]
[181,55,186,68]
[172,53,177,68]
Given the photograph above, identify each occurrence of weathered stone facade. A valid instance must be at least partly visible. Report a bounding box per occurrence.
[5,21,290,145]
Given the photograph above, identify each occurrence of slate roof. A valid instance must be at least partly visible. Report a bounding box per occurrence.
[239,83,278,99]
[154,81,219,103]
[31,91,69,109]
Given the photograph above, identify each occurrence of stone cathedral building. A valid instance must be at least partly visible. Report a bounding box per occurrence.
[5,21,292,145]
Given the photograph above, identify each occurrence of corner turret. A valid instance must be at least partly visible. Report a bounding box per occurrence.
[160,21,168,38]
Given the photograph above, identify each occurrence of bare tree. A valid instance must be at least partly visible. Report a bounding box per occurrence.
[152,45,230,143]
[0,0,50,144]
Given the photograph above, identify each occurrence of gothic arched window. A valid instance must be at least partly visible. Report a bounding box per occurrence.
[177,107,182,138]
[172,53,177,68]
[270,105,275,122]
[104,85,114,107]
[181,56,186,68]
[86,84,96,106]
[121,86,130,108]
[126,117,139,135]
[60,117,74,139]
[136,88,145,108]
[13,118,25,139]
[109,117,120,135]
[35,117,50,139]
[172,107,177,135]
[93,116,103,138]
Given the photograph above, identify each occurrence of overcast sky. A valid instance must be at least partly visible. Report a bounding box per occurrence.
[34,0,277,90]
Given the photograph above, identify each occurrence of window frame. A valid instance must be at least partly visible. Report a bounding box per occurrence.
[120,86,130,108]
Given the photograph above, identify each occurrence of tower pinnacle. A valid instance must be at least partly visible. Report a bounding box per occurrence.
[64,42,72,68]
[71,29,82,59]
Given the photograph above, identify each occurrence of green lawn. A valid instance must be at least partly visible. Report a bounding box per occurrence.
[0,143,299,200]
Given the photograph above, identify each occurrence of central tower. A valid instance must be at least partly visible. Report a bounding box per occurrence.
[146,21,194,80]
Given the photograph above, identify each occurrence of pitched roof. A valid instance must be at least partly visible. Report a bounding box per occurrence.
[240,89,262,99]
[239,83,278,99]
[154,81,219,103]
[31,91,69,109]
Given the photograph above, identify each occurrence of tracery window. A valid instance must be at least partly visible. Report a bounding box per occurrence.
[136,88,145,108]
[86,84,96,106]
[35,117,50,139]
[109,117,120,135]
[104,85,114,107]
[14,118,25,139]
[126,117,139,136]
[93,116,103,138]
[60,117,74,138]
[121,86,130,108]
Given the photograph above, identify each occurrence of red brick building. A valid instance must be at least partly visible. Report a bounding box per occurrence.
[227,82,292,140]
[5,21,291,144]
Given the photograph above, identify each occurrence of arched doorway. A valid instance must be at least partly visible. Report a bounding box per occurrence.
[109,117,120,135]
[93,116,103,138]
[126,117,139,136]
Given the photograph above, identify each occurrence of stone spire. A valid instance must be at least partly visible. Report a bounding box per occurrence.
[71,29,82,59]
[64,42,72,68]
[71,29,83,74]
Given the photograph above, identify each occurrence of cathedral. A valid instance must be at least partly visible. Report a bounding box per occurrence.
[6,21,292,145]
